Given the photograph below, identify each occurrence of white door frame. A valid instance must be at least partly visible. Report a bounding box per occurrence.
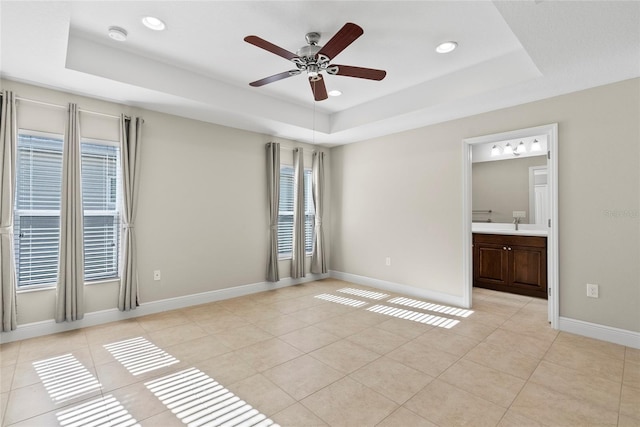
[529,165,549,226]
[461,123,559,329]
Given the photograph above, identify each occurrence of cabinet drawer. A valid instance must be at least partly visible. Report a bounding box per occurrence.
[473,233,546,248]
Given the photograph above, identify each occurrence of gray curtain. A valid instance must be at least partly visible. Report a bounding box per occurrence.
[0,91,18,331]
[55,103,84,322]
[266,142,280,282]
[311,151,327,274]
[291,148,305,279]
[118,115,143,311]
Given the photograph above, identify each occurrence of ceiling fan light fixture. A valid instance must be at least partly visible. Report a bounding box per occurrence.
[244,23,386,101]
[142,16,166,31]
[107,26,127,42]
[436,41,458,54]
[307,64,319,78]
[328,90,342,97]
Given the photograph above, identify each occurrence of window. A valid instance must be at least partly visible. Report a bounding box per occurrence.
[14,132,63,287]
[81,140,121,282]
[13,131,121,288]
[278,166,314,258]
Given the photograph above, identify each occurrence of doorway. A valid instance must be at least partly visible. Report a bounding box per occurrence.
[462,124,559,328]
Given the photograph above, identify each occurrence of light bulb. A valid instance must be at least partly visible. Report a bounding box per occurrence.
[531,139,542,151]
[436,41,458,54]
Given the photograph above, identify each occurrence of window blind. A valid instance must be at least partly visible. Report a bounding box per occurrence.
[14,134,63,287]
[81,142,120,282]
[13,133,122,288]
[278,166,314,256]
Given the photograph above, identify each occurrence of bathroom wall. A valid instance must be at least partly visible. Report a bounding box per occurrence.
[473,155,547,224]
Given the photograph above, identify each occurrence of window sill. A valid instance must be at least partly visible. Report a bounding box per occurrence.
[16,285,56,294]
[17,277,120,293]
[85,277,120,286]
[278,254,313,261]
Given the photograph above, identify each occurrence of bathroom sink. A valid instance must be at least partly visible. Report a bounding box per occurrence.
[471,223,548,237]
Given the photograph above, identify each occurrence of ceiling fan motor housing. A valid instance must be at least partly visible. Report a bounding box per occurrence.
[296,44,322,61]
[295,33,331,79]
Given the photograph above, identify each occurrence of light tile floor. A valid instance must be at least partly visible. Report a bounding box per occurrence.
[1,279,638,426]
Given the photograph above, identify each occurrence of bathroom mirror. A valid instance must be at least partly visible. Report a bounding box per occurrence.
[472,136,548,224]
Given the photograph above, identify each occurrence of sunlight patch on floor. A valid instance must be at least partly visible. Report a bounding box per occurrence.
[314,293,368,307]
[367,304,460,328]
[336,288,389,300]
[56,394,139,427]
[387,297,474,317]
[145,368,278,427]
[104,337,179,376]
[33,354,102,403]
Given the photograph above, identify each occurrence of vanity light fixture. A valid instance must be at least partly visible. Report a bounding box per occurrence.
[436,41,458,54]
[108,26,128,42]
[489,139,545,158]
[142,16,166,31]
[530,139,542,152]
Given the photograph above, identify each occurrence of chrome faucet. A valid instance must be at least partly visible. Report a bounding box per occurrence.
[513,217,520,231]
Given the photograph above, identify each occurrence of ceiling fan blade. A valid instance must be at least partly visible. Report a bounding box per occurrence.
[309,75,328,101]
[250,70,300,87]
[327,65,387,81]
[317,22,363,61]
[244,35,300,61]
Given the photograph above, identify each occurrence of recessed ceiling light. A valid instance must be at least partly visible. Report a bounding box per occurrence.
[328,90,342,97]
[435,41,458,54]
[142,16,166,31]
[108,26,127,42]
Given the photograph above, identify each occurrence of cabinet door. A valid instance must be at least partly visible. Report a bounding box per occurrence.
[474,242,509,287]
[508,245,547,298]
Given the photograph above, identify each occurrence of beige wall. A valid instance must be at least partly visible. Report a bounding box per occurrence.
[3,77,638,333]
[473,155,547,224]
[2,80,330,325]
[331,78,640,332]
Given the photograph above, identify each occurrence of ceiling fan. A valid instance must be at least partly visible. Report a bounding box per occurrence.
[244,23,386,101]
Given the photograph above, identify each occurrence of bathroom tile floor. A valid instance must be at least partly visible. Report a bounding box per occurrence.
[1,279,638,426]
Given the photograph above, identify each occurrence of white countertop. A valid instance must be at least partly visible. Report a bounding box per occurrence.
[472,223,548,237]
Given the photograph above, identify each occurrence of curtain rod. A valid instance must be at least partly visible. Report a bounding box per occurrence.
[15,96,127,120]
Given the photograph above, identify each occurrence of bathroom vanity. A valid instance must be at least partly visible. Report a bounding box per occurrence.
[472,224,547,299]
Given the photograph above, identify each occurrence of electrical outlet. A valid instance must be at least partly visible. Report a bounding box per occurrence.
[153,270,161,281]
[513,211,527,218]
[586,283,599,298]
[385,257,391,266]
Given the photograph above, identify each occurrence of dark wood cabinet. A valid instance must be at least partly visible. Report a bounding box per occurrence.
[473,233,547,299]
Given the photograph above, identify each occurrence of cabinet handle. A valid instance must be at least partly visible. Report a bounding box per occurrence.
[508,247,512,251]
[503,246,507,250]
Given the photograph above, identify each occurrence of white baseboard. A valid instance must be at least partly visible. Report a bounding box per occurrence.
[558,316,640,349]
[329,270,465,307]
[0,273,329,344]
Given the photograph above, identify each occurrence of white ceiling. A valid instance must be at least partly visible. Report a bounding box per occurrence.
[1,1,638,146]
